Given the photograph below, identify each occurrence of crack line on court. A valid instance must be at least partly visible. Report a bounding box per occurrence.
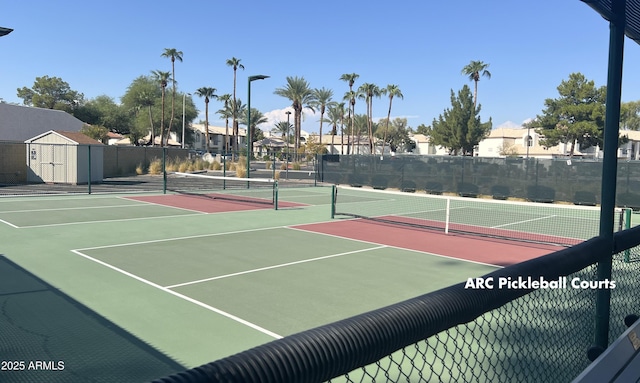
[70,249,283,340]
[164,245,387,289]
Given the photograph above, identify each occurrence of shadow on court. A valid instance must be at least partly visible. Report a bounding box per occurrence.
[0,255,185,383]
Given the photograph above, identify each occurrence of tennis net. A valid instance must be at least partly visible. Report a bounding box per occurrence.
[167,172,278,208]
[331,186,630,247]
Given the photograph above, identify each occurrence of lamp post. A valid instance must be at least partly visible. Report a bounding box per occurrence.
[526,125,530,159]
[286,110,291,177]
[182,93,191,149]
[247,75,269,179]
[0,27,12,37]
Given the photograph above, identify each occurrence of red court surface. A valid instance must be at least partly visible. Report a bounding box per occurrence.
[126,194,302,213]
[294,219,562,267]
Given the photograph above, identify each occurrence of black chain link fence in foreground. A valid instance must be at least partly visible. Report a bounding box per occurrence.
[152,226,640,383]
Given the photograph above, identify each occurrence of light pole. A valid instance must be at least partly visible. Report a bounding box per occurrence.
[247,75,269,179]
[182,93,191,149]
[286,110,292,177]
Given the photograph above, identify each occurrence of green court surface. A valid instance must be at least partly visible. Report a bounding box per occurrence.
[0,186,500,382]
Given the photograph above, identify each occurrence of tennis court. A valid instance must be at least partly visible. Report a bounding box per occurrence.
[0,180,625,382]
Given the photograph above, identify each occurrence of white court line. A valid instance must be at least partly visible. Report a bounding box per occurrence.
[0,203,150,214]
[0,218,19,228]
[70,249,283,340]
[17,213,206,229]
[76,226,285,251]
[165,246,387,289]
[491,215,556,229]
[287,226,503,269]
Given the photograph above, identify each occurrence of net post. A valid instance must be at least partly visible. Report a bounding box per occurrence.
[624,208,632,262]
[445,197,451,234]
[87,145,92,194]
[162,147,167,194]
[274,180,278,210]
[331,185,336,219]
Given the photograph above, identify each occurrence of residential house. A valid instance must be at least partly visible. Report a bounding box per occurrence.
[190,123,246,153]
[0,102,84,142]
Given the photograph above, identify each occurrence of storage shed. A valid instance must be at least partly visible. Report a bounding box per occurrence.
[25,130,104,184]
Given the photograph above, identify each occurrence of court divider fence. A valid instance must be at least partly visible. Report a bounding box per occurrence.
[152,225,640,383]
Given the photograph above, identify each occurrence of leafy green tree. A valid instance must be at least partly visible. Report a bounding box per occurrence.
[309,87,335,146]
[461,60,491,110]
[79,95,132,135]
[272,121,293,140]
[620,100,640,130]
[274,76,315,152]
[415,123,430,135]
[380,84,403,155]
[151,70,172,146]
[80,124,109,143]
[357,83,382,152]
[195,87,218,153]
[340,73,359,154]
[429,85,492,155]
[375,117,412,152]
[161,48,183,141]
[534,72,605,156]
[17,75,84,112]
[226,57,244,153]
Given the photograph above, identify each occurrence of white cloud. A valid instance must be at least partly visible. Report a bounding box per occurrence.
[263,107,321,135]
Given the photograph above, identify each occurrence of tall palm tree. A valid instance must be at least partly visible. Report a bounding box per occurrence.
[274,76,314,156]
[216,94,232,153]
[195,87,217,154]
[226,57,244,153]
[381,84,404,156]
[310,87,335,149]
[461,60,491,110]
[324,102,345,153]
[151,70,171,146]
[357,83,382,153]
[161,48,183,145]
[340,73,359,154]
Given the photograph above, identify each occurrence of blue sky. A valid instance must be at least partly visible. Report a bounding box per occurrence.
[1,0,639,135]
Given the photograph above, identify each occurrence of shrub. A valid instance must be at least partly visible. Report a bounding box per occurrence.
[136,163,145,175]
[236,167,247,178]
[274,171,281,180]
[148,159,162,174]
[209,161,222,170]
[280,162,288,170]
[178,162,189,173]
[292,162,301,170]
[266,160,272,170]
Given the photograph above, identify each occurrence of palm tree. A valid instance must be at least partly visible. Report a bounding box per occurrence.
[216,94,232,153]
[241,108,268,144]
[151,70,171,146]
[194,87,218,154]
[357,83,382,153]
[274,76,315,156]
[161,48,183,145]
[340,73,359,154]
[226,57,244,153]
[461,60,491,110]
[324,102,345,154]
[310,87,335,149]
[381,84,404,156]
[272,121,293,140]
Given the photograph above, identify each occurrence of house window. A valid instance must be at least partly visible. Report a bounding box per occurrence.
[526,135,533,147]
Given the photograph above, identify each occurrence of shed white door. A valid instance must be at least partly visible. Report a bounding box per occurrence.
[40,144,67,183]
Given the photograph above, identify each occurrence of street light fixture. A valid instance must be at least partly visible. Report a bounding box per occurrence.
[0,27,13,37]
[247,75,269,179]
[182,93,191,149]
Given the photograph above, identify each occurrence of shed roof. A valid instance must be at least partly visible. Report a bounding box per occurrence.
[25,130,104,145]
